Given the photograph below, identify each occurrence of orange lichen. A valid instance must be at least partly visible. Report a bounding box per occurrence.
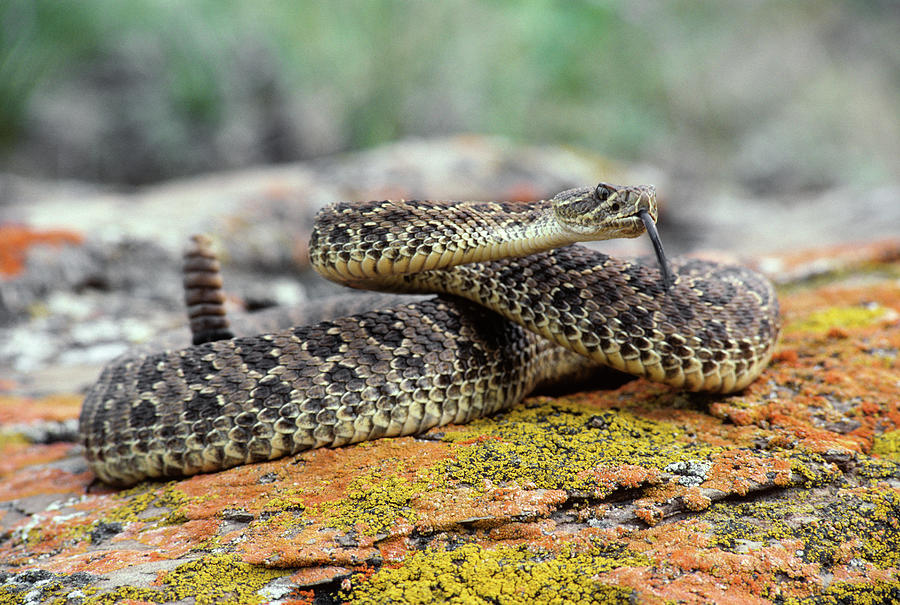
[376,537,413,563]
[708,276,900,461]
[0,393,82,425]
[634,506,662,526]
[130,519,222,558]
[701,450,793,495]
[287,566,351,588]
[683,486,712,511]
[0,442,81,483]
[599,564,773,605]
[578,464,661,499]
[611,519,823,601]
[26,548,174,576]
[0,223,83,277]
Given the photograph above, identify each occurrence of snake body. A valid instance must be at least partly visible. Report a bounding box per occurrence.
[80,183,780,485]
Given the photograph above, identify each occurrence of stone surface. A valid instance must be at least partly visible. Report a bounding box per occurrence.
[1,137,899,603]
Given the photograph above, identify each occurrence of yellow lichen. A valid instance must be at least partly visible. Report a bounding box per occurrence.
[788,454,843,488]
[302,394,722,538]
[344,542,646,604]
[315,471,428,536]
[857,456,900,481]
[103,481,191,526]
[81,554,289,604]
[706,486,900,572]
[0,577,98,604]
[872,429,900,461]
[788,304,893,333]
[12,481,201,559]
[0,588,20,605]
[437,398,722,494]
[0,432,29,449]
[783,580,900,605]
[262,493,308,512]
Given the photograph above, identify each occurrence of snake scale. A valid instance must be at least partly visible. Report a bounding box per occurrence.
[80,183,780,485]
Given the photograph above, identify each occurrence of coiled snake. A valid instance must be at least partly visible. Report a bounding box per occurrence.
[80,183,780,485]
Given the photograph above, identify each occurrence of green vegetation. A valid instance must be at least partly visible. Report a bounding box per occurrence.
[1,0,897,186]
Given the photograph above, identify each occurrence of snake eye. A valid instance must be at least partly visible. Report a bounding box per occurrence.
[595,184,613,201]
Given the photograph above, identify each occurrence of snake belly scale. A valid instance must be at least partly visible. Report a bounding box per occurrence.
[80,183,780,485]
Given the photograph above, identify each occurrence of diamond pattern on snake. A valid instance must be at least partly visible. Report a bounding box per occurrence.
[80,183,780,485]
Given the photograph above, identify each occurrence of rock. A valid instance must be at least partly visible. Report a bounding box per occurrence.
[1,137,899,602]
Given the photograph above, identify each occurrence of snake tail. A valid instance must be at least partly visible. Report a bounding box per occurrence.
[183,234,234,345]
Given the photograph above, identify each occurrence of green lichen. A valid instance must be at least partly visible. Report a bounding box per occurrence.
[437,398,721,493]
[872,429,900,461]
[706,487,900,572]
[82,554,288,604]
[344,542,646,604]
[788,304,890,333]
[316,471,429,536]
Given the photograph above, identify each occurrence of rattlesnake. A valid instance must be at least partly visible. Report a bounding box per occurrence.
[80,183,780,485]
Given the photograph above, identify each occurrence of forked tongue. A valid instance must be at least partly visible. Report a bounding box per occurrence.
[638,210,674,290]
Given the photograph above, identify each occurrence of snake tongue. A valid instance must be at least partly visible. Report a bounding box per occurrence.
[639,210,674,290]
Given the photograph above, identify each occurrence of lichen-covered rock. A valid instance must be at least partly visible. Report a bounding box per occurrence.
[1,238,898,603]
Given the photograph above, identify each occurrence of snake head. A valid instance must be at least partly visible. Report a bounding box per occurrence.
[552,182,657,240]
[554,182,673,289]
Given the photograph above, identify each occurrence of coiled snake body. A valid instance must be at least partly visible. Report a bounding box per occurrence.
[80,183,780,485]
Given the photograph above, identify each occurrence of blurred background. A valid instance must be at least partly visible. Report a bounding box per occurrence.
[2,0,898,192]
[0,0,899,391]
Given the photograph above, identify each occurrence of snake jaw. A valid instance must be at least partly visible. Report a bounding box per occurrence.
[639,209,675,290]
